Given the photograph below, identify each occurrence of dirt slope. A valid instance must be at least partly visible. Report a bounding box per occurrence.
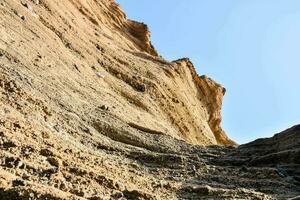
[0,0,299,199]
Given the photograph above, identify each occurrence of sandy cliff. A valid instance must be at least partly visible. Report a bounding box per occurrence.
[0,0,233,146]
[0,0,299,199]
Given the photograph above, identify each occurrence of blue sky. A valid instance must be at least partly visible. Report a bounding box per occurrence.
[116,0,300,144]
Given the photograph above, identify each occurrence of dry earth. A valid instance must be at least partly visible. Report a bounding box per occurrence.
[0,0,299,199]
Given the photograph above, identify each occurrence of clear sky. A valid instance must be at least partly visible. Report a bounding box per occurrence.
[116,0,300,144]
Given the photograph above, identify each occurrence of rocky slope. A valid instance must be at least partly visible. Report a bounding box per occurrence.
[0,0,234,146]
[0,0,299,199]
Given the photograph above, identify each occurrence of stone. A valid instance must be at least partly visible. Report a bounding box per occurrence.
[136,84,146,92]
[12,179,25,186]
[59,183,67,190]
[40,148,54,157]
[22,172,31,180]
[96,72,105,78]
[114,181,125,191]
[88,195,104,200]
[47,157,61,167]
[123,189,153,200]
[111,191,124,199]
[15,160,24,168]
[95,44,105,53]
[53,124,61,132]
[100,105,109,111]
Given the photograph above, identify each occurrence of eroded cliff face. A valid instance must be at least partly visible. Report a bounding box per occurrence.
[2,0,299,199]
[171,58,234,145]
[0,0,233,146]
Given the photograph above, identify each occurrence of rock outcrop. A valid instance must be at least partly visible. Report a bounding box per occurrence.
[0,0,299,199]
[0,0,233,146]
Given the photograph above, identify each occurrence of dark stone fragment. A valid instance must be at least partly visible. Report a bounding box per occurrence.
[12,179,25,187]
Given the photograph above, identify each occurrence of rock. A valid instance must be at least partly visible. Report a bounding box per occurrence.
[41,168,59,177]
[20,15,26,20]
[123,189,153,200]
[88,194,105,200]
[12,179,25,186]
[1,0,300,199]
[1,139,17,148]
[59,183,67,190]
[4,157,22,168]
[15,160,24,168]
[136,84,146,92]
[276,168,286,178]
[96,44,105,53]
[47,157,61,167]
[111,191,124,199]
[114,181,125,191]
[53,124,61,132]
[40,148,54,157]
[69,167,88,176]
[22,172,31,180]
[100,105,109,111]
[24,3,33,11]
[96,72,105,78]
[182,185,211,196]
[71,189,85,197]
[29,193,35,198]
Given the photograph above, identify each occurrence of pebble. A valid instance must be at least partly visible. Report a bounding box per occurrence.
[96,72,105,78]
[100,105,109,111]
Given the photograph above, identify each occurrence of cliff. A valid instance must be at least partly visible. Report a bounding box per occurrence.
[0,0,233,146]
[0,0,299,199]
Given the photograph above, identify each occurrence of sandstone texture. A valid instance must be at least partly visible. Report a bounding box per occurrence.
[0,0,299,199]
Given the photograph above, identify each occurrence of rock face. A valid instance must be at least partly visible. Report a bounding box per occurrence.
[0,0,233,147]
[228,124,300,170]
[0,0,299,199]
